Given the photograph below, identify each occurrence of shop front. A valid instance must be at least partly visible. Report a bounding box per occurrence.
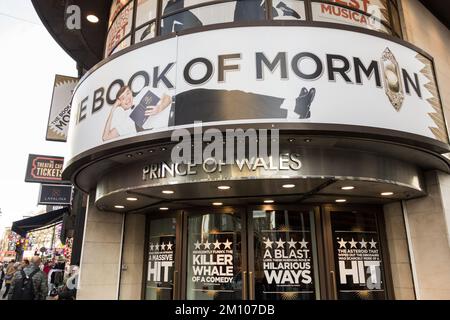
[89,136,425,300]
[30,0,450,300]
[144,204,391,300]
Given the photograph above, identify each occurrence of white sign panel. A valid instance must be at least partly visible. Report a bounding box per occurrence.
[47,75,78,142]
[67,26,448,164]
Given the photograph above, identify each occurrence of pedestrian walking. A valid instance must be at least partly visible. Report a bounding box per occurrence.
[2,261,16,299]
[8,256,48,300]
[0,262,5,291]
[18,259,30,271]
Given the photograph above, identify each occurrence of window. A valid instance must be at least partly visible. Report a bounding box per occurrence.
[136,0,158,28]
[272,0,306,21]
[135,22,157,43]
[105,0,134,57]
[311,0,394,35]
[104,0,402,58]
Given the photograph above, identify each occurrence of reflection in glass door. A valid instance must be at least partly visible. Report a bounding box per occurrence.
[145,216,178,300]
[249,208,320,300]
[185,209,245,300]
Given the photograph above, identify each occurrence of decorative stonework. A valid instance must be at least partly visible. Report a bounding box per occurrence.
[381,47,405,111]
[415,54,449,143]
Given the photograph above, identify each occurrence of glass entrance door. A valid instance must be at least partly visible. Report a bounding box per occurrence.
[322,205,392,300]
[248,207,322,300]
[144,212,182,300]
[143,204,392,300]
[183,207,247,300]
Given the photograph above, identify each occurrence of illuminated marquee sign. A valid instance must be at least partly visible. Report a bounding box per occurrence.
[67,26,448,166]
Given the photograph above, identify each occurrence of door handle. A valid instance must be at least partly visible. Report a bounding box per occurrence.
[330,271,338,300]
[242,271,248,300]
[249,271,255,300]
[173,270,179,300]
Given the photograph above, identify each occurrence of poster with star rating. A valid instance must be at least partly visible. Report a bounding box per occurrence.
[147,238,175,297]
[331,211,386,300]
[191,238,234,285]
[260,233,314,299]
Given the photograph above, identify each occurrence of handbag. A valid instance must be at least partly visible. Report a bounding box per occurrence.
[49,287,58,297]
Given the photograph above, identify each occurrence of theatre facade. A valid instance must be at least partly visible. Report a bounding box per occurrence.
[33,0,450,299]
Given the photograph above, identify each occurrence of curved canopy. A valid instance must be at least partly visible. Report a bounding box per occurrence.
[31,0,111,70]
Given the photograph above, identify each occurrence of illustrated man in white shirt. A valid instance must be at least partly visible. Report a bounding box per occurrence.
[103,85,172,142]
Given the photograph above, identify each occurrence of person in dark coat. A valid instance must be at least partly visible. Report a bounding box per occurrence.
[8,256,48,300]
[0,262,5,291]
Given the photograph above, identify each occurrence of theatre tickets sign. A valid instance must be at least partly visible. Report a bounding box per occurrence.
[67,26,448,164]
[24,154,66,183]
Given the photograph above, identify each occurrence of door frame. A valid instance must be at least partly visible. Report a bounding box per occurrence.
[321,204,395,300]
[181,206,249,300]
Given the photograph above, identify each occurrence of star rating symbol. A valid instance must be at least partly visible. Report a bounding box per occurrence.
[150,243,154,251]
[276,238,285,248]
[349,238,357,248]
[213,240,221,249]
[338,238,347,249]
[263,238,274,249]
[166,242,173,251]
[155,243,160,251]
[194,240,202,250]
[223,239,232,249]
[287,238,297,248]
[298,238,308,249]
[359,238,367,248]
[369,238,377,249]
[160,242,166,251]
[203,240,211,249]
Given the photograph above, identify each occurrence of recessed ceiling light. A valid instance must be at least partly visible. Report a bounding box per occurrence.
[335,199,347,203]
[341,186,355,190]
[162,190,174,194]
[212,202,223,206]
[264,200,274,204]
[381,192,394,196]
[137,152,143,156]
[218,186,231,190]
[288,138,295,143]
[159,207,169,211]
[86,15,99,23]
[304,139,312,143]
[282,184,295,189]
[114,205,125,209]
[126,197,138,201]
[126,154,132,158]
